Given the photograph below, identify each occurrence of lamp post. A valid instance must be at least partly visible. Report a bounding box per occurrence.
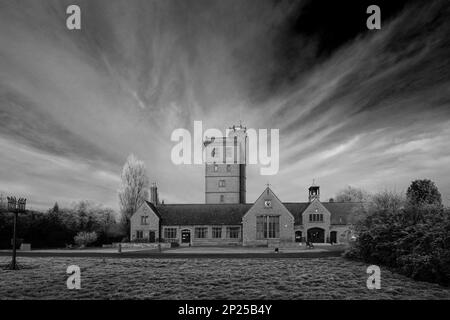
[7,197,26,270]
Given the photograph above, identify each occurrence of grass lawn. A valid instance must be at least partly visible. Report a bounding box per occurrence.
[0,256,449,299]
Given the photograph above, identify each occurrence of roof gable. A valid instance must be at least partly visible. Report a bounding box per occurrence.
[243,187,294,220]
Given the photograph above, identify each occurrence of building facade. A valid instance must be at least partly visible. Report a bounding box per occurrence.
[130,124,362,246]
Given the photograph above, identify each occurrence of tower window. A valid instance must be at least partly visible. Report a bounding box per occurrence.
[214,164,219,172]
[218,180,226,187]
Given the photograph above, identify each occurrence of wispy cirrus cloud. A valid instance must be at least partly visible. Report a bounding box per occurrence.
[0,0,449,209]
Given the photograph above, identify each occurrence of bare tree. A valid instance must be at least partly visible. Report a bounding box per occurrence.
[335,186,371,203]
[118,154,150,238]
[371,189,405,213]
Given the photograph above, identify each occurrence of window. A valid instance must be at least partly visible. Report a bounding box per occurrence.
[226,164,231,172]
[212,227,222,239]
[256,216,279,239]
[136,230,143,239]
[264,200,272,208]
[309,214,323,222]
[214,164,219,172]
[141,216,149,225]
[195,227,208,239]
[220,195,225,203]
[257,216,265,239]
[164,228,177,239]
[227,227,240,239]
[218,180,226,187]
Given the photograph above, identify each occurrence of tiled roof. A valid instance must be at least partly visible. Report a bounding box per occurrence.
[283,203,311,224]
[156,203,252,226]
[153,201,363,226]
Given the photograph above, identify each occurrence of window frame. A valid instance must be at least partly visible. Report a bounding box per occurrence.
[212,227,222,239]
[164,228,177,239]
[195,227,208,239]
[256,216,280,239]
[227,226,240,239]
[141,215,149,225]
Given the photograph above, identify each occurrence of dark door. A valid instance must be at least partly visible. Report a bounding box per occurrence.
[330,231,337,244]
[307,228,325,243]
[148,231,156,243]
[181,230,191,244]
[295,231,302,242]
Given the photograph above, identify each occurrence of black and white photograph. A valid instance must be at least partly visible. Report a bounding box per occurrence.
[0,0,450,310]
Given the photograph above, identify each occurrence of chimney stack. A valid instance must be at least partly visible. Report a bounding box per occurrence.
[150,182,159,205]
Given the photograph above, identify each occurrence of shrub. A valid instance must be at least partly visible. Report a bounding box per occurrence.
[345,204,450,286]
[74,231,98,247]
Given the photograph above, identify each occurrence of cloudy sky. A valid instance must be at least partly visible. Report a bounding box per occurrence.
[1,0,449,210]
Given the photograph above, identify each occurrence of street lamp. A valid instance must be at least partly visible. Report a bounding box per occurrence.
[7,197,26,270]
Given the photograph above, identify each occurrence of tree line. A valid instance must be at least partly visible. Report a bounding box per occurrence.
[0,200,123,249]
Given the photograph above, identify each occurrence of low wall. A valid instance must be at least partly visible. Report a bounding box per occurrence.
[112,243,171,249]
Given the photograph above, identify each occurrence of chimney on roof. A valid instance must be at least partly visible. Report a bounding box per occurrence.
[150,182,159,205]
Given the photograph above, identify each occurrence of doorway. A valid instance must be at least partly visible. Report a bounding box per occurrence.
[307,228,325,243]
[295,231,302,242]
[148,231,156,243]
[330,231,337,244]
[181,229,191,244]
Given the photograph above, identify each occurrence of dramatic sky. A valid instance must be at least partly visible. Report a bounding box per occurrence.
[1,0,450,210]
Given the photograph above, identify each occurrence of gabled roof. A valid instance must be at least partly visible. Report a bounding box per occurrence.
[283,203,311,224]
[145,201,161,219]
[149,200,364,226]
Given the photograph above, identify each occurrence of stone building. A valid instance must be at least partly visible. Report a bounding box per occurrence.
[130,124,362,246]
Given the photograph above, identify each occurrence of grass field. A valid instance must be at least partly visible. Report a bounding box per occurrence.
[1,256,449,299]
